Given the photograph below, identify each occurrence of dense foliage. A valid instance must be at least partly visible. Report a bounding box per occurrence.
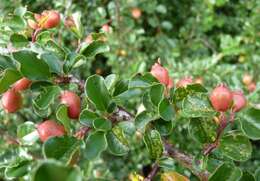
[0,0,259,181]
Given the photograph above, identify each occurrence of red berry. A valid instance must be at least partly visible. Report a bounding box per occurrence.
[210,84,233,112]
[1,89,22,113]
[150,62,170,86]
[12,77,32,91]
[232,91,247,112]
[41,10,60,29]
[131,8,142,19]
[60,91,81,119]
[37,120,66,142]
[167,78,174,89]
[176,77,193,88]
[101,24,111,33]
[247,82,256,93]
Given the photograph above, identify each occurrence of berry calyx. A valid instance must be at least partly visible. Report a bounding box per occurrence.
[1,89,22,113]
[150,62,170,86]
[176,77,193,88]
[37,120,66,142]
[232,90,247,112]
[131,7,142,19]
[210,84,233,112]
[12,77,32,91]
[60,91,81,119]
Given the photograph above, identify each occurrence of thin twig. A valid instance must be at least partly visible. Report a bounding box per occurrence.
[144,163,159,181]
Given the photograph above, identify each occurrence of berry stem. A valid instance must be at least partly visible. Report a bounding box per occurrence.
[203,112,228,155]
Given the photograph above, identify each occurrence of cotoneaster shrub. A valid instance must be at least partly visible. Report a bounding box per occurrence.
[0,1,259,181]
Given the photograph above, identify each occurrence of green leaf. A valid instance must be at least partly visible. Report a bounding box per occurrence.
[219,131,252,161]
[154,119,173,136]
[143,129,163,160]
[255,168,260,181]
[85,75,111,112]
[209,163,242,181]
[0,68,21,94]
[135,111,154,133]
[63,52,85,73]
[173,83,207,103]
[85,131,107,160]
[105,74,118,91]
[106,131,129,156]
[114,89,142,103]
[0,55,16,70]
[43,136,81,165]
[69,12,83,39]
[14,7,27,17]
[56,105,71,134]
[129,73,158,89]
[79,109,98,127]
[182,93,216,118]
[5,159,32,179]
[13,50,51,80]
[32,160,82,181]
[41,52,63,75]
[81,40,109,57]
[3,15,26,31]
[159,98,175,121]
[33,86,60,110]
[36,31,52,44]
[46,40,66,59]
[150,83,165,106]
[158,156,175,169]
[189,117,217,143]
[17,122,38,145]
[10,33,28,48]
[239,107,260,140]
[113,79,129,96]
[239,171,255,181]
[93,118,112,131]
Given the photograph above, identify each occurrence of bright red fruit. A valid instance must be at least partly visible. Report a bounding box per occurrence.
[1,89,22,113]
[210,84,233,112]
[12,78,32,91]
[101,24,111,33]
[232,91,247,112]
[176,77,193,88]
[167,78,174,89]
[42,10,60,29]
[60,91,81,119]
[37,120,66,142]
[150,62,170,86]
[247,82,256,93]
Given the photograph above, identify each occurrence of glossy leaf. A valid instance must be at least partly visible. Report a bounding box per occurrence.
[33,86,60,110]
[135,111,154,133]
[85,75,111,112]
[143,129,163,160]
[43,136,81,164]
[85,131,107,160]
[239,107,260,140]
[219,131,252,161]
[106,131,129,156]
[150,83,165,106]
[41,52,63,75]
[32,160,82,181]
[182,93,216,118]
[0,55,16,70]
[17,122,38,145]
[81,40,109,57]
[56,105,71,134]
[10,33,28,48]
[5,159,32,179]
[79,109,98,127]
[239,171,255,181]
[209,163,242,181]
[159,98,175,121]
[129,73,158,89]
[93,118,112,131]
[189,117,217,143]
[154,119,173,136]
[13,50,51,80]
